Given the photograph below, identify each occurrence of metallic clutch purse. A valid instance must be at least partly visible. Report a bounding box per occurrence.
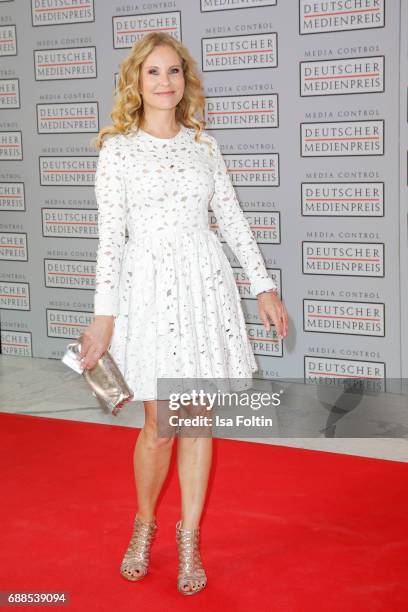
[61,335,134,416]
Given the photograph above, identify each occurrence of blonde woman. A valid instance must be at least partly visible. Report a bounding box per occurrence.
[80,32,288,595]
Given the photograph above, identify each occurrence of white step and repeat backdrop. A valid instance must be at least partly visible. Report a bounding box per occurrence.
[0,0,407,388]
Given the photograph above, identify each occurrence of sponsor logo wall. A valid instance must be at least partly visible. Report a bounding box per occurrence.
[0,0,407,388]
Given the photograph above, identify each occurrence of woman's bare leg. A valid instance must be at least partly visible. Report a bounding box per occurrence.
[177,434,212,529]
[176,396,213,528]
[176,399,213,593]
[131,397,212,591]
[133,399,175,524]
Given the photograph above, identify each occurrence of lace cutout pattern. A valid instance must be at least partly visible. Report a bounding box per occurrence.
[93,126,277,400]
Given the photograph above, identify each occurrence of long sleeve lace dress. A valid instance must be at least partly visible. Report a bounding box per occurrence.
[93,124,277,401]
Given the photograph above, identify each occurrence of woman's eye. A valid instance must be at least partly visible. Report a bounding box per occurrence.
[148,68,180,74]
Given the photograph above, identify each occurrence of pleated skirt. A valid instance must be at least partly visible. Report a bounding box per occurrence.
[109,227,257,401]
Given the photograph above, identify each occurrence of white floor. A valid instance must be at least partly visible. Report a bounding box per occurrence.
[1,354,407,463]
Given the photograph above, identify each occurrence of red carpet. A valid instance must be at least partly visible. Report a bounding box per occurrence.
[0,412,407,612]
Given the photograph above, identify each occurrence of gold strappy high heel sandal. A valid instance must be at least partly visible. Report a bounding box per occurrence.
[120,513,157,582]
[175,520,207,595]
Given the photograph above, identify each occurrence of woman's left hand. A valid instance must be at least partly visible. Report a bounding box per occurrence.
[257,291,288,338]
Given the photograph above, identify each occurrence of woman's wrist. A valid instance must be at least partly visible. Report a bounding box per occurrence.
[256,287,278,297]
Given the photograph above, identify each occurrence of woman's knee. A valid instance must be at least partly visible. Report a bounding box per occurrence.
[142,421,175,448]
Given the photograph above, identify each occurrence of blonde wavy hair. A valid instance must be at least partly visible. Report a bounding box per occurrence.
[90,32,212,152]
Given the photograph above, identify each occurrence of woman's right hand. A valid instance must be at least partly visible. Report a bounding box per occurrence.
[78,315,115,370]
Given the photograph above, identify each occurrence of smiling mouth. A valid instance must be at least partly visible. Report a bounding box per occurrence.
[156,91,174,95]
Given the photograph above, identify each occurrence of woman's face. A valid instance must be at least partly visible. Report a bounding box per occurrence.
[139,44,185,112]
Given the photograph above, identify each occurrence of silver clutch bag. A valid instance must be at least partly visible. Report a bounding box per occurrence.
[62,335,134,415]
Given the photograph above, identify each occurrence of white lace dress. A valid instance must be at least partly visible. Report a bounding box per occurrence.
[93,124,277,401]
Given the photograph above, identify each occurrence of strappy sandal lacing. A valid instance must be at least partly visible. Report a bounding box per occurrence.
[120,513,157,582]
[175,520,207,595]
